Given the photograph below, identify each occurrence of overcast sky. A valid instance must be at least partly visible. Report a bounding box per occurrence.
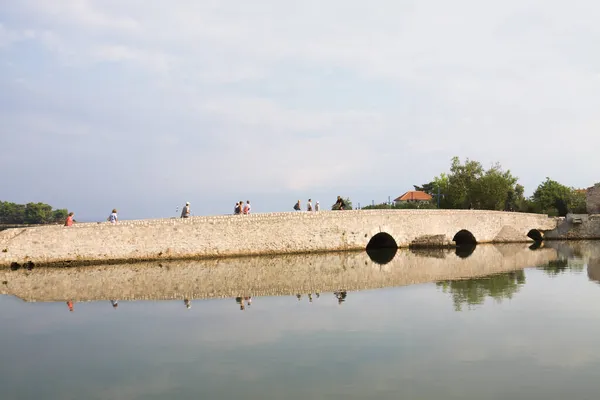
[1,0,599,220]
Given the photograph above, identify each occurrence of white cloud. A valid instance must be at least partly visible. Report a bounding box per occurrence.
[1,0,600,217]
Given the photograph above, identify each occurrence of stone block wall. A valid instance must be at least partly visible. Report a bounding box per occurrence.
[587,183,600,214]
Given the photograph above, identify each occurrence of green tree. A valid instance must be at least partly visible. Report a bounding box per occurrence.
[24,202,53,224]
[0,201,68,225]
[470,163,518,210]
[0,202,26,224]
[436,270,526,311]
[568,190,587,214]
[531,178,584,216]
[447,157,484,208]
[52,209,69,222]
[418,157,520,210]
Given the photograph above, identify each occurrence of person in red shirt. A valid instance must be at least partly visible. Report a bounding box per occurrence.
[65,212,74,226]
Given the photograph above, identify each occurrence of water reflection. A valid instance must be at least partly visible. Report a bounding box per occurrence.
[366,247,397,264]
[0,244,558,304]
[436,270,526,311]
[529,241,543,250]
[455,243,476,258]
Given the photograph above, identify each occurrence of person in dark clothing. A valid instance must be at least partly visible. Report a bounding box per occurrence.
[334,196,346,210]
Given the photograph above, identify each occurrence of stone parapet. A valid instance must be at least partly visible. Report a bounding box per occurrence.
[0,210,557,267]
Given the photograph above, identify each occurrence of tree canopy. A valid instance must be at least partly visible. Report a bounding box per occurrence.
[0,201,68,225]
[413,157,587,216]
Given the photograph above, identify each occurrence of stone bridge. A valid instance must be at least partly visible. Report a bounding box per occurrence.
[0,210,557,267]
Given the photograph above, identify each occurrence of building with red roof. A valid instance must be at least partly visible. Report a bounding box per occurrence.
[394,191,433,204]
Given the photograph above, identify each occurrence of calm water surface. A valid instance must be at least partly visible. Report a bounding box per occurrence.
[1,242,600,400]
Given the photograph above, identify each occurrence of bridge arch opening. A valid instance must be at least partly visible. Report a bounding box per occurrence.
[366,233,398,265]
[527,229,543,242]
[366,232,398,250]
[452,230,477,246]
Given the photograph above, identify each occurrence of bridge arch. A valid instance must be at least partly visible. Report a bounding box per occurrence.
[527,229,543,242]
[453,230,477,246]
[366,232,398,265]
[366,232,398,250]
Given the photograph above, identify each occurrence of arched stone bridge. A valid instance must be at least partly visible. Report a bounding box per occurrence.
[0,210,557,267]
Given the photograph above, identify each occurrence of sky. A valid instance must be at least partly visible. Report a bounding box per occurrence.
[1,0,600,220]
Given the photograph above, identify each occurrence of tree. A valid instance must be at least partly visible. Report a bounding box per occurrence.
[417,157,520,211]
[446,157,484,209]
[470,163,518,210]
[24,202,53,224]
[331,197,353,210]
[568,190,587,214]
[531,178,584,216]
[0,201,68,225]
[52,209,69,222]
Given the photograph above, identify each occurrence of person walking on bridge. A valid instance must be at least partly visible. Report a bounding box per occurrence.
[181,202,191,218]
[107,209,118,224]
[64,212,74,226]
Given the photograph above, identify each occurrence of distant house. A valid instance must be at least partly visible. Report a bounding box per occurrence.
[394,191,433,204]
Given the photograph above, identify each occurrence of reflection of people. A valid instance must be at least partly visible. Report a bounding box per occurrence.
[244,296,252,307]
[184,299,191,309]
[67,300,74,312]
[65,212,74,226]
[296,294,302,301]
[111,300,118,309]
[308,293,313,303]
[181,202,190,218]
[334,291,347,305]
[235,297,245,310]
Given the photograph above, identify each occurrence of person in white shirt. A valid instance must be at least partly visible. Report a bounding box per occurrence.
[315,201,320,211]
[307,199,313,211]
[243,200,251,214]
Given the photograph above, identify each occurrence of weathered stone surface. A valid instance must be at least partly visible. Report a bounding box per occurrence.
[0,244,557,302]
[0,210,557,267]
[587,183,600,214]
[544,214,600,240]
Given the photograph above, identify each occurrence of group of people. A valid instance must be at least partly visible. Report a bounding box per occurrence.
[64,209,118,226]
[294,198,320,211]
[234,200,251,215]
[64,194,348,226]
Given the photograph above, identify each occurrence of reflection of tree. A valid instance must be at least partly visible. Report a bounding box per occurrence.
[538,259,584,277]
[436,270,526,311]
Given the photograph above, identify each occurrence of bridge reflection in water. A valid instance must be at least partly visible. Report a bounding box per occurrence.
[0,244,559,303]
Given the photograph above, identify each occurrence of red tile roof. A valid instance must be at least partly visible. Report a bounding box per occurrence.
[394,191,433,202]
